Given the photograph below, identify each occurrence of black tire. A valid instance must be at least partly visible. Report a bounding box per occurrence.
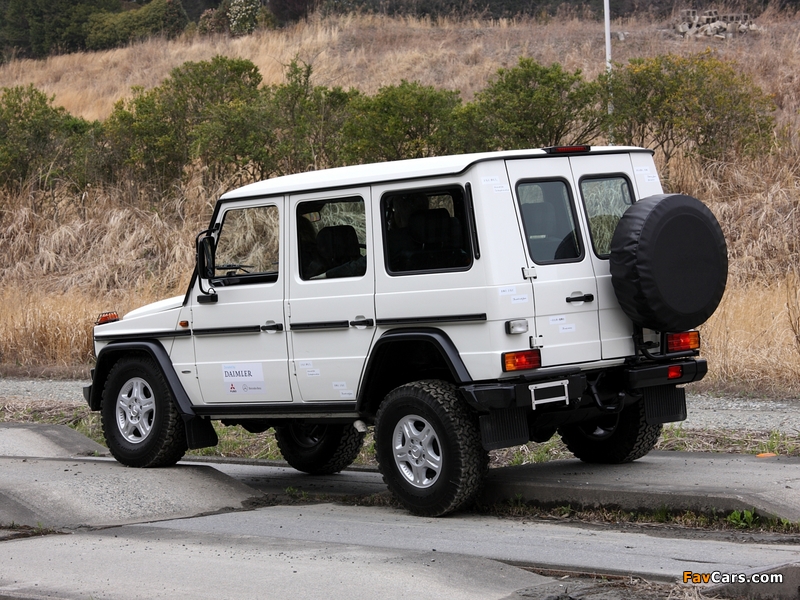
[274,423,365,475]
[374,380,488,517]
[558,400,661,464]
[610,193,728,332]
[101,355,187,467]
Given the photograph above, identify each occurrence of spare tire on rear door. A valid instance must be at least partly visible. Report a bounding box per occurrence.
[609,193,728,332]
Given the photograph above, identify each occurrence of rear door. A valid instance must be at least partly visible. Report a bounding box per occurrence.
[506,158,601,366]
[569,154,642,359]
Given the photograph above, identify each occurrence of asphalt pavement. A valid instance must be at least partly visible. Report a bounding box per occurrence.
[1,423,799,599]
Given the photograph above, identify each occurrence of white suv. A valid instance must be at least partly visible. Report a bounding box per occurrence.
[84,146,728,516]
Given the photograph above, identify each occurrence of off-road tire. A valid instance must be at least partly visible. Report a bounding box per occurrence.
[558,400,661,464]
[374,380,489,517]
[101,355,187,468]
[275,423,365,475]
[610,193,728,332]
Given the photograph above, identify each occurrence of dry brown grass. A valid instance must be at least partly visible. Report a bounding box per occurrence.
[1,12,800,394]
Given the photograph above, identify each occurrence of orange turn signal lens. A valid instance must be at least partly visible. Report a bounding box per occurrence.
[666,331,700,353]
[95,311,120,325]
[502,349,541,372]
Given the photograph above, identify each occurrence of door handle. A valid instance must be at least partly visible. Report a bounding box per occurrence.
[261,322,284,332]
[566,294,594,303]
[349,318,375,328]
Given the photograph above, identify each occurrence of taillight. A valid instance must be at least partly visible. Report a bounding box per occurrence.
[667,364,683,379]
[667,331,700,352]
[502,349,541,372]
[96,311,120,325]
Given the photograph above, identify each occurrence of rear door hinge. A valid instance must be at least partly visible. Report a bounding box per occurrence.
[522,266,537,280]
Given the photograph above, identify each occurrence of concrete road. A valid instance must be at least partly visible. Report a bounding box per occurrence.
[1,423,800,599]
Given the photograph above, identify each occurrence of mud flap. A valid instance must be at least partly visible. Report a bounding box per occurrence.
[183,415,219,450]
[642,385,687,425]
[479,407,529,451]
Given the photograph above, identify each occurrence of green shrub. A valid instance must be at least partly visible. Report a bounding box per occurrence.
[85,0,188,50]
[461,57,604,152]
[104,55,263,188]
[603,51,775,171]
[0,85,97,190]
[341,80,461,163]
[268,59,358,174]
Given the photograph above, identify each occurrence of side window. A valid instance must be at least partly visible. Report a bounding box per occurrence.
[517,180,582,264]
[382,187,472,274]
[297,197,366,280]
[581,176,633,257]
[215,204,279,282]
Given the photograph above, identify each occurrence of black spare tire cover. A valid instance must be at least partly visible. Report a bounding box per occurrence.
[609,193,727,332]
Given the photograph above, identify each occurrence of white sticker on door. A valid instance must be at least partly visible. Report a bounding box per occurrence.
[298,361,313,368]
[223,363,265,394]
[511,295,529,304]
[306,369,321,377]
[332,381,347,389]
[482,176,500,184]
[499,286,517,296]
[560,324,576,333]
[339,390,355,399]
[493,184,510,194]
[549,315,567,325]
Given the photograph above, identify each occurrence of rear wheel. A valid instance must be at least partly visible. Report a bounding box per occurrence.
[558,400,661,464]
[101,355,187,467]
[275,423,365,475]
[374,380,488,517]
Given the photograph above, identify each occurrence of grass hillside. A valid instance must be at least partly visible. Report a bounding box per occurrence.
[1,9,800,394]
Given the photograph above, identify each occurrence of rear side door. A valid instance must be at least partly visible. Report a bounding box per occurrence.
[505,158,601,366]
[287,188,376,402]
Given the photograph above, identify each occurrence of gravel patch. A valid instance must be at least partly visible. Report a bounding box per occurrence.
[1,378,799,434]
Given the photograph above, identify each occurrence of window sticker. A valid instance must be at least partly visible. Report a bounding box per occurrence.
[223,363,265,394]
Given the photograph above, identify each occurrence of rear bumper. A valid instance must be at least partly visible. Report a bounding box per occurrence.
[460,358,707,412]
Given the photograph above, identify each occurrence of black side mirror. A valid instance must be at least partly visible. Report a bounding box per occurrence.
[197,235,216,280]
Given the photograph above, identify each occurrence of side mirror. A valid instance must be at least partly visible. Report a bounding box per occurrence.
[197,235,215,280]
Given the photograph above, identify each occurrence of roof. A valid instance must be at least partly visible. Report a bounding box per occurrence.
[219,146,648,201]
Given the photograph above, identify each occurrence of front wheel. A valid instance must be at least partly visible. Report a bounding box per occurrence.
[558,399,661,464]
[274,423,365,475]
[101,355,187,467]
[374,380,488,517]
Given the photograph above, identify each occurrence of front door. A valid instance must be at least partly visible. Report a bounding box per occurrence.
[505,158,601,367]
[191,199,292,404]
[288,188,376,402]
